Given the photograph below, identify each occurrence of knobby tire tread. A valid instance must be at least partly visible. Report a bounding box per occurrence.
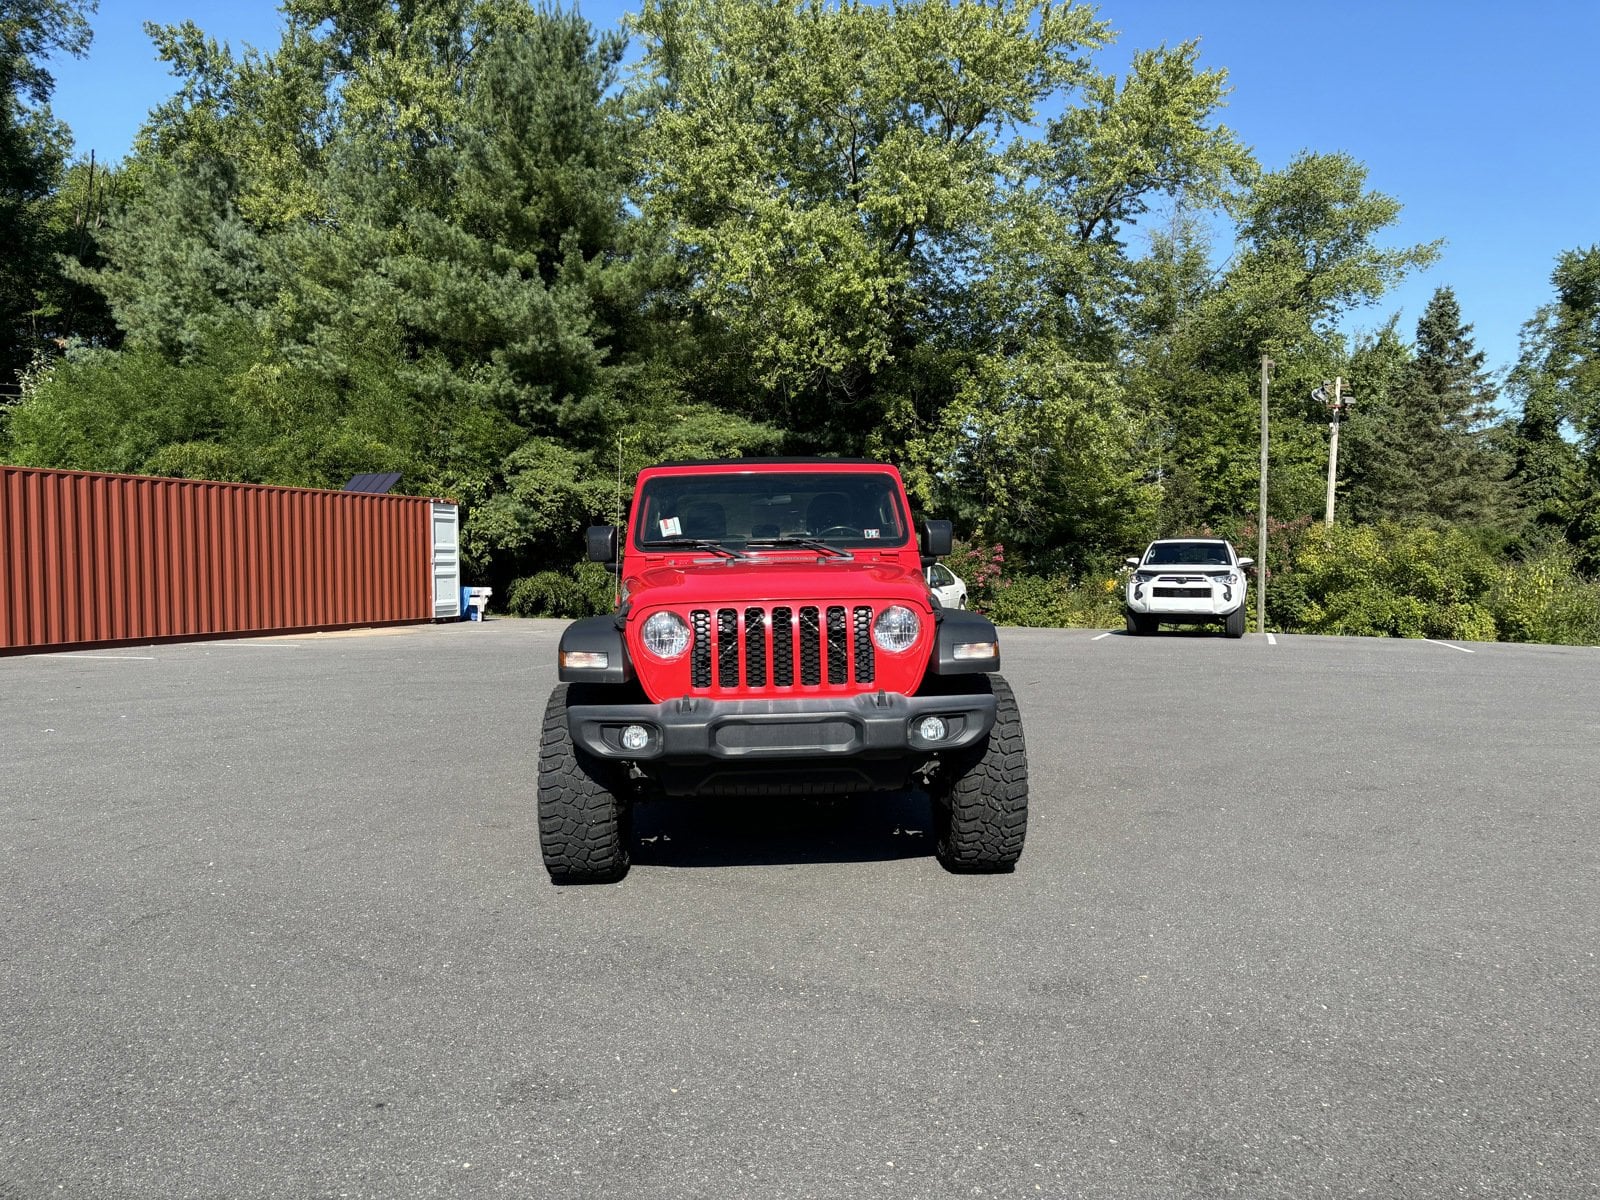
[933,674,1028,873]
[537,684,631,884]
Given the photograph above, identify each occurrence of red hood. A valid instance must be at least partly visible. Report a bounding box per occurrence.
[625,556,932,611]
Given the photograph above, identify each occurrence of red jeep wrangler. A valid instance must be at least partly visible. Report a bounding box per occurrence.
[539,458,1027,883]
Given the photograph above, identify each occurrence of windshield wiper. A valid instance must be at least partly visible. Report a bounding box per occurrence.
[745,536,854,561]
[649,538,748,560]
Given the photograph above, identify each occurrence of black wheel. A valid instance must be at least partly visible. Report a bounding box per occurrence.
[1225,606,1245,639]
[1126,612,1156,635]
[931,674,1028,873]
[537,684,632,884]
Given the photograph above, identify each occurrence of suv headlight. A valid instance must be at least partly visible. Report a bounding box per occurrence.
[873,605,920,653]
[1212,572,1239,586]
[640,611,691,660]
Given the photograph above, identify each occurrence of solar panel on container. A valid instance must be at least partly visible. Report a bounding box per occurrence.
[343,472,402,494]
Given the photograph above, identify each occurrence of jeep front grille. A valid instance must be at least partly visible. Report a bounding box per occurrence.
[689,605,875,692]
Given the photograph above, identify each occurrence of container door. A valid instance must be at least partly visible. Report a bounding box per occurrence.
[431,502,462,619]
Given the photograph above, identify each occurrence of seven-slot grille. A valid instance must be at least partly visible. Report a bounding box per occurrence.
[689,605,875,692]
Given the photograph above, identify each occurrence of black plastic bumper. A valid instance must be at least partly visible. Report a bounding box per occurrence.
[567,691,998,762]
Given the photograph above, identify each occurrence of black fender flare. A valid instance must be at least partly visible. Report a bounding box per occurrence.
[930,608,1001,675]
[558,614,634,685]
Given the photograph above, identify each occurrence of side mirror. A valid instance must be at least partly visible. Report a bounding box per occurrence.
[1237,557,1255,569]
[586,525,618,564]
[920,519,953,559]
[1123,557,1140,569]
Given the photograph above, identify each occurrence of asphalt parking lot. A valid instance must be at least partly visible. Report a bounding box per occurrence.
[2,619,1597,1199]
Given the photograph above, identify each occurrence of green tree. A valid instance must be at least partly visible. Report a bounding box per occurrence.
[1507,247,1600,568]
[1146,152,1440,535]
[921,41,1255,563]
[16,1,774,608]
[1398,286,1507,528]
[626,0,1110,456]
[74,158,270,359]
[1337,317,1411,525]
[1342,288,1508,530]
[0,0,95,393]
[28,151,125,352]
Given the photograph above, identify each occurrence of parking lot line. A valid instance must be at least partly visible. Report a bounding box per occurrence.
[41,653,157,661]
[1424,639,1476,653]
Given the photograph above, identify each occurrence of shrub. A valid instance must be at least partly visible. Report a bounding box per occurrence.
[506,561,615,618]
[1060,572,1127,629]
[943,540,1007,612]
[1489,549,1600,645]
[1277,521,1499,640]
[982,572,1073,627]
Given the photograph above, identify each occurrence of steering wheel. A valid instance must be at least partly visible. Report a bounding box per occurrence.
[815,525,863,539]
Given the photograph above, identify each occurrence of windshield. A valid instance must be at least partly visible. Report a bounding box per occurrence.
[1144,541,1233,567]
[634,470,910,549]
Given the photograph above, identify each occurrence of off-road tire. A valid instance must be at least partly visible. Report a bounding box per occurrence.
[537,684,631,884]
[1225,605,1246,639]
[1126,612,1157,636]
[931,674,1028,873]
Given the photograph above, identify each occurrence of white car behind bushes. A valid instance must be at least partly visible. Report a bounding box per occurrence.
[1124,539,1253,638]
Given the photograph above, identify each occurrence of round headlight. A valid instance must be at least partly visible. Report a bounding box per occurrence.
[873,605,921,653]
[640,611,691,660]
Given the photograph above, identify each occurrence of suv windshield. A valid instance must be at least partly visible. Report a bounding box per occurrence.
[634,470,910,548]
[1145,541,1233,567]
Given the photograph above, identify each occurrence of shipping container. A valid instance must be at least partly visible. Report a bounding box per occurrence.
[1,466,461,654]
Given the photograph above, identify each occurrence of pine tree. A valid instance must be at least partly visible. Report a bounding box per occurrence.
[1388,286,1509,528]
[1337,320,1413,525]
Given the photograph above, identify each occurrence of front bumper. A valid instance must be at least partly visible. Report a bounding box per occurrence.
[1125,579,1244,618]
[568,691,998,763]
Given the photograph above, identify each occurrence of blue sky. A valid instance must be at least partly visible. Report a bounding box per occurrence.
[45,1,1600,386]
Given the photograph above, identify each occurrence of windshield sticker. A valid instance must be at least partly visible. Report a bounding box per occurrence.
[659,516,682,537]
[863,529,881,539]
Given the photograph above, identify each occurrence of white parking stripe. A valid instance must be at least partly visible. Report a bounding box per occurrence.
[1091,631,1114,641]
[1266,632,1277,645]
[44,654,156,661]
[1424,639,1475,654]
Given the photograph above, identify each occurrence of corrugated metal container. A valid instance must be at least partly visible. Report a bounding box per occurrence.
[1,466,460,654]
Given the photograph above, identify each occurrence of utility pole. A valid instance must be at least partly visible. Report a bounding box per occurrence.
[1313,377,1355,525]
[1258,354,1272,636]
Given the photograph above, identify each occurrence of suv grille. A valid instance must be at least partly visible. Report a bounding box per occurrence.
[690,605,875,692]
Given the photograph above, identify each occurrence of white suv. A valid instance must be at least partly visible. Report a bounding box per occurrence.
[1124,539,1253,638]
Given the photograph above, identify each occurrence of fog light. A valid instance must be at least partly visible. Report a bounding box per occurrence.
[621,724,650,752]
[918,716,948,742]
